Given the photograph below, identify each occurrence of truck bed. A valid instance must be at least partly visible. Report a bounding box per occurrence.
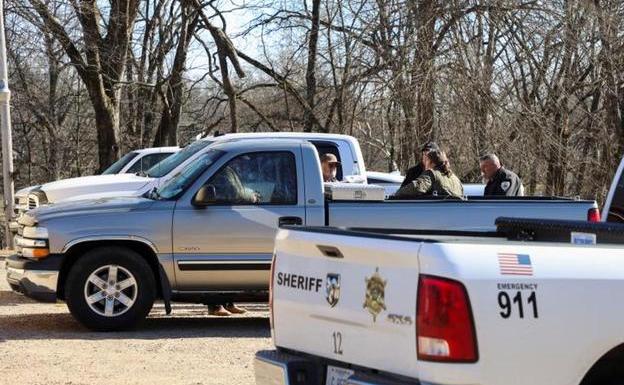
[269,221,624,385]
[326,196,598,231]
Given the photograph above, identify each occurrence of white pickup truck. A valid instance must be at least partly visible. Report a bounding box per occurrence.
[13,146,179,213]
[255,161,624,385]
[12,133,367,217]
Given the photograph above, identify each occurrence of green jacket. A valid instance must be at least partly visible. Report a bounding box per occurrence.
[394,169,463,199]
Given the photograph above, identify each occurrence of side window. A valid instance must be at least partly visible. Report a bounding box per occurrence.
[205,152,297,205]
[311,142,343,180]
[127,153,172,174]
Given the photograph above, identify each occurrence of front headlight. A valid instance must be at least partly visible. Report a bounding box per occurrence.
[17,226,50,260]
[23,226,48,239]
[15,237,47,248]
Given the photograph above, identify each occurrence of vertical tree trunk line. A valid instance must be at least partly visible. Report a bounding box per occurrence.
[303,0,322,132]
[153,0,199,146]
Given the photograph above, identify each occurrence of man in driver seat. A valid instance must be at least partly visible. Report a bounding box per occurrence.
[211,165,259,204]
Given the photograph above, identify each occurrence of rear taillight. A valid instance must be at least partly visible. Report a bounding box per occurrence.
[588,208,601,222]
[269,253,277,336]
[417,275,478,362]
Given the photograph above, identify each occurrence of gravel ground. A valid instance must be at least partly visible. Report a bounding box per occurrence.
[0,257,272,385]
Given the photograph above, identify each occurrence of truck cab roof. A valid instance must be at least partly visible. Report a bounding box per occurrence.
[209,137,314,152]
[133,146,180,154]
[204,131,359,143]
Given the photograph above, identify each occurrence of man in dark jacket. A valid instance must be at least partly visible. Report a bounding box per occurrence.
[400,142,440,188]
[480,154,524,196]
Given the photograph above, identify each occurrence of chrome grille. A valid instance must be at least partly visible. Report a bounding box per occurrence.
[28,196,38,209]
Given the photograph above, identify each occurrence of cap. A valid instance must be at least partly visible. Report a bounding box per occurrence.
[320,153,341,164]
[421,141,440,152]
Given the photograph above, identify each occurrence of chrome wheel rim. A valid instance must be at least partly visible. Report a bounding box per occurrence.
[84,265,138,317]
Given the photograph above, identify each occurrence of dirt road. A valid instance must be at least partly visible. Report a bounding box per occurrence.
[0,259,272,385]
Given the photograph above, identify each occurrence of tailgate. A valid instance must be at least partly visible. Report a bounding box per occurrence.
[272,228,422,378]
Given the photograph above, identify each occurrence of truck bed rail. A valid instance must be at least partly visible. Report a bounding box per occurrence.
[496,217,624,244]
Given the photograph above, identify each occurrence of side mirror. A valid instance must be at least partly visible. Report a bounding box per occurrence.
[193,185,217,207]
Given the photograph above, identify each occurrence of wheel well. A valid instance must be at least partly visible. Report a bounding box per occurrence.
[57,240,164,300]
[580,343,624,385]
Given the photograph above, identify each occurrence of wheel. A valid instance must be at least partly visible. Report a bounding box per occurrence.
[583,362,624,385]
[65,247,156,331]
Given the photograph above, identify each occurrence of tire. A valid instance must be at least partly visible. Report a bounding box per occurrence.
[584,362,624,385]
[65,246,156,331]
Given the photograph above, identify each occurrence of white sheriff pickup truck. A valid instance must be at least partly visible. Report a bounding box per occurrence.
[255,160,624,385]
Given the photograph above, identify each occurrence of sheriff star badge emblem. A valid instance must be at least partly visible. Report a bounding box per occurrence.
[363,267,387,322]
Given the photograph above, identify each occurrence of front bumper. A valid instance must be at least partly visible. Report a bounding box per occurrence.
[254,350,419,385]
[6,254,62,302]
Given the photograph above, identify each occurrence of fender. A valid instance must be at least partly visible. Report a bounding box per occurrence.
[61,235,172,314]
[61,235,160,254]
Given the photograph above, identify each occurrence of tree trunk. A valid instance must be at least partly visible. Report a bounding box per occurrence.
[27,0,140,171]
[154,2,199,145]
[303,0,322,132]
[92,98,120,171]
[546,0,574,196]
[219,50,238,133]
[414,0,436,141]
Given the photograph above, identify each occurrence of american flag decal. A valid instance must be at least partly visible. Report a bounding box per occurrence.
[498,253,533,276]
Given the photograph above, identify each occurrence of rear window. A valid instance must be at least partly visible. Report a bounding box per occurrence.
[311,141,343,180]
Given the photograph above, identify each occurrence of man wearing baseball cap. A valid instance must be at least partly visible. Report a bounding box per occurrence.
[400,141,440,188]
[320,153,341,182]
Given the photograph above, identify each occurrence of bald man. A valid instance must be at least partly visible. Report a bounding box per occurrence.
[480,154,524,196]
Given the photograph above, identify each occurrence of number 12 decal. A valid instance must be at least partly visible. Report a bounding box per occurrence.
[498,291,538,319]
[332,332,343,355]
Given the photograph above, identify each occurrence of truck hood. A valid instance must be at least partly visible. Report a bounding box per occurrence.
[60,190,143,203]
[15,185,39,198]
[26,196,156,224]
[40,174,154,203]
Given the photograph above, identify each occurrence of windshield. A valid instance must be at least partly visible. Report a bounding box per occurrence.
[101,151,139,175]
[155,149,225,200]
[145,140,213,178]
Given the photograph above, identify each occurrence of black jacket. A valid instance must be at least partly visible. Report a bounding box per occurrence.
[484,168,523,196]
[400,164,424,188]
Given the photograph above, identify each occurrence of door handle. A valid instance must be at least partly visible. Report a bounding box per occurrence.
[279,216,303,227]
[317,245,344,258]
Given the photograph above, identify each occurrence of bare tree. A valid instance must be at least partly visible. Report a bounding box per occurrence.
[25,0,141,170]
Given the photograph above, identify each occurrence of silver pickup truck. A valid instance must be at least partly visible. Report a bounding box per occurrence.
[6,138,598,331]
